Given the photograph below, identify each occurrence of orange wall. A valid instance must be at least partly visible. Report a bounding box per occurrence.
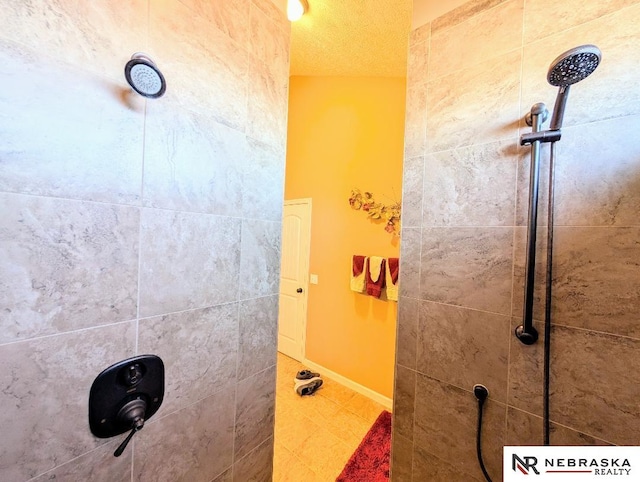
[285,76,406,398]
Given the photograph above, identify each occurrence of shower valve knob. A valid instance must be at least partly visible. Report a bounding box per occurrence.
[113,398,147,457]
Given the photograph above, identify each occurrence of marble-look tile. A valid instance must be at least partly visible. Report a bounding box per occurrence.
[239,219,282,299]
[401,155,424,228]
[243,138,285,222]
[0,39,144,204]
[0,193,139,343]
[234,366,276,459]
[432,0,509,33]
[138,209,241,317]
[134,387,235,482]
[403,82,427,159]
[32,440,131,482]
[252,0,290,32]
[138,304,239,416]
[429,0,523,80]
[250,2,290,81]
[427,50,521,153]
[393,365,416,441]
[238,295,278,381]
[407,39,429,90]
[212,467,233,482]
[396,297,419,369]
[399,228,421,299]
[506,407,612,446]
[521,5,640,129]
[390,433,413,482]
[233,437,274,482]
[417,302,510,403]
[149,0,249,130]
[143,102,247,216]
[0,322,135,481]
[553,115,640,227]
[423,140,518,227]
[0,0,147,81]
[420,227,514,315]
[413,445,483,482]
[247,57,288,151]
[553,227,640,338]
[550,325,640,445]
[410,23,430,45]
[178,0,250,46]
[507,318,545,416]
[413,374,505,481]
[524,0,639,44]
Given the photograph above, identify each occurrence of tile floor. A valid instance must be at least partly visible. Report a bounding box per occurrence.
[273,352,389,481]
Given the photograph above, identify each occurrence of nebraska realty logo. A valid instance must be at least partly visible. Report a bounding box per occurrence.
[504,447,640,481]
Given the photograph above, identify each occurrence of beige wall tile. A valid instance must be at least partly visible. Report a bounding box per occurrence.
[399,228,421,299]
[427,50,522,153]
[413,374,505,481]
[551,326,640,445]
[393,365,416,441]
[138,304,239,416]
[396,296,419,369]
[423,140,518,227]
[553,115,640,226]
[0,39,145,204]
[149,0,249,130]
[178,0,251,46]
[553,227,640,338]
[413,445,483,481]
[0,322,135,481]
[418,302,510,403]
[390,433,413,481]
[430,0,523,81]
[0,194,139,343]
[407,39,429,89]
[403,82,428,159]
[139,209,241,317]
[401,155,424,228]
[524,0,640,44]
[143,102,248,216]
[420,227,514,315]
[521,5,640,129]
[135,387,236,482]
[0,0,147,81]
[432,0,510,34]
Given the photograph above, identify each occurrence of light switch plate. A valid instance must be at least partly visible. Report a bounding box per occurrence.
[310,274,318,284]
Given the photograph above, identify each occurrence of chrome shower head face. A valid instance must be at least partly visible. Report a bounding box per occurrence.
[547,44,601,87]
[125,53,166,99]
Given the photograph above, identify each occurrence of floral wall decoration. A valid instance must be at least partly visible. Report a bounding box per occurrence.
[348,189,401,236]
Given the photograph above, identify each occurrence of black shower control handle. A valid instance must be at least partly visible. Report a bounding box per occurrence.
[113,398,147,457]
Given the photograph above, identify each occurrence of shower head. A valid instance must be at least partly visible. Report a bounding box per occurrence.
[547,45,601,130]
[124,53,166,99]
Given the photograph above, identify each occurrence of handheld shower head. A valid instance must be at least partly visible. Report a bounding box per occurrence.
[124,53,166,99]
[547,45,601,130]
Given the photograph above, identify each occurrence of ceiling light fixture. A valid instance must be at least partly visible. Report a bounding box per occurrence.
[287,0,308,21]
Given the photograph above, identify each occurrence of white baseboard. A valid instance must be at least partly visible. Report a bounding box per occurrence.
[302,358,393,410]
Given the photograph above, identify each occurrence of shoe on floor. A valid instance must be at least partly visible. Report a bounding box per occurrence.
[295,378,323,396]
[294,369,320,383]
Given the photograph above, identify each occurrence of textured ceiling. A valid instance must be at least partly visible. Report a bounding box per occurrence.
[287,0,413,77]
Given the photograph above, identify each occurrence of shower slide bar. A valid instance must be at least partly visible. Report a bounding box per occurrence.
[514,103,558,345]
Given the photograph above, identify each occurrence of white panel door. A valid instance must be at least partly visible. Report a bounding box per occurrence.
[278,199,311,361]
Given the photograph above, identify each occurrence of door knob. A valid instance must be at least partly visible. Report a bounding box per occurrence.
[296,288,303,293]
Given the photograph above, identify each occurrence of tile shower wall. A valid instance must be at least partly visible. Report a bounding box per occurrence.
[393,0,640,480]
[0,0,289,480]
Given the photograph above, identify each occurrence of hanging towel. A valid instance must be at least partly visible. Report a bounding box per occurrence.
[366,256,386,298]
[350,255,368,293]
[385,257,400,301]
